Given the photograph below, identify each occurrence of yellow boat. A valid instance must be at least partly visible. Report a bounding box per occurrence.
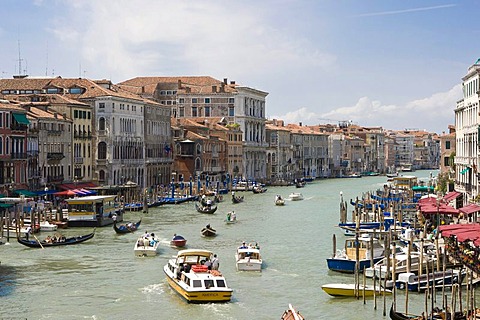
[164,249,233,303]
[322,283,391,297]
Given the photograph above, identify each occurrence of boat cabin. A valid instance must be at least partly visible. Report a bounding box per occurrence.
[344,236,384,260]
[65,195,123,227]
[236,248,261,260]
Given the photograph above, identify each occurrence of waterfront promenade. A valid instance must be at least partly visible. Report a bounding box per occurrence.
[0,170,464,319]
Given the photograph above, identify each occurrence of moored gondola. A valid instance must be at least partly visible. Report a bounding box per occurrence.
[114,219,142,234]
[17,231,95,248]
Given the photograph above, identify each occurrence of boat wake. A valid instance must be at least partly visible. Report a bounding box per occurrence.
[141,283,164,296]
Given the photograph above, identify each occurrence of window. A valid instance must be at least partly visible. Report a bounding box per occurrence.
[46,88,59,94]
[179,107,185,117]
[69,87,82,94]
[205,106,211,117]
[446,141,451,149]
[179,98,185,103]
[99,102,105,109]
[229,106,235,117]
[192,280,202,288]
[98,142,107,159]
[204,279,214,289]
[192,98,197,103]
[74,110,78,119]
[192,107,198,117]
[99,118,106,130]
[205,98,210,104]
[229,97,234,103]
[444,156,450,167]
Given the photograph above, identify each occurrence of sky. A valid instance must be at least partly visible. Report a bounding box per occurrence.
[0,0,478,134]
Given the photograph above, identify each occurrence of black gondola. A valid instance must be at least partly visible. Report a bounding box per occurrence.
[17,231,95,248]
[389,304,468,320]
[232,195,244,204]
[201,225,217,237]
[113,219,142,234]
[195,202,218,214]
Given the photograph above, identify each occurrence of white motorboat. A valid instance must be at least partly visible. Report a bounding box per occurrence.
[365,251,435,279]
[163,249,233,303]
[235,244,262,271]
[134,234,161,257]
[289,193,304,201]
[39,221,58,231]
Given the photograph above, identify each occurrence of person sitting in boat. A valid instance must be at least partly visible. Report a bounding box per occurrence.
[226,212,231,221]
[45,235,52,243]
[127,222,134,230]
[143,231,149,238]
[231,211,236,221]
[239,241,248,249]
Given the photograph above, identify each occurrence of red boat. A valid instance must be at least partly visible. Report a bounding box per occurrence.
[170,234,187,247]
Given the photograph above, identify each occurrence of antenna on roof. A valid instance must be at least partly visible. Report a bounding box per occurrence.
[45,41,49,76]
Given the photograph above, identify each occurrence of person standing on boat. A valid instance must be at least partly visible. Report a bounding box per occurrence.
[211,254,219,270]
[25,225,32,240]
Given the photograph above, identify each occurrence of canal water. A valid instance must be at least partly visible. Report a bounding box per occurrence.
[0,170,467,319]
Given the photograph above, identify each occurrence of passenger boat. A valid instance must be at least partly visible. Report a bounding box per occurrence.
[326,234,384,273]
[275,195,285,206]
[288,193,303,201]
[113,219,141,234]
[64,195,124,227]
[280,304,305,320]
[395,269,463,291]
[171,234,187,247]
[322,283,391,297]
[17,231,95,248]
[134,233,160,257]
[195,202,218,214]
[163,249,233,303]
[201,225,217,237]
[235,244,262,271]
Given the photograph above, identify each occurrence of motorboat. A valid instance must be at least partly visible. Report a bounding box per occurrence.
[322,283,391,297]
[326,234,384,273]
[365,251,434,279]
[288,193,303,201]
[171,234,187,247]
[235,244,262,271]
[163,249,233,303]
[280,304,305,320]
[275,195,285,206]
[395,269,464,291]
[134,233,161,257]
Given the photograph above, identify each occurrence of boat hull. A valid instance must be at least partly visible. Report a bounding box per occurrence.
[322,283,391,297]
[236,260,262,271]
[326,257,383,273]
[164,267,232,303]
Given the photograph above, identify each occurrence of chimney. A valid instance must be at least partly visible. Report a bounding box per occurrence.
[212,85,217,93]
[230,80,235,85]
[178,79,182,89]
[186,87,191,93]
[299,122,302,126]
[223,78,228,84]
[220,83,225,93]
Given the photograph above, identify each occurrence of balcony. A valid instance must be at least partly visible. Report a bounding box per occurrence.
[74,131,92,139]
[47,175,64,183]
[11,124,28,131]
[11,152,27,160]
[47,130,62,136]
[47,152,65,160]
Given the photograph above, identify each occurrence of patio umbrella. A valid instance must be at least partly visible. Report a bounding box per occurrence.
[54,190,77,196]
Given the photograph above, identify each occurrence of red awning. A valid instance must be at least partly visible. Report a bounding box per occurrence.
[420,204,460,215]
[443,191,461,202]
[418,196,438,205]
[440,224,480,237]
[456,230,480,243]
[459,204,480,215]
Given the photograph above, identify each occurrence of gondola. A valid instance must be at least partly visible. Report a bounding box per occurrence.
[17,231,95,248]
[201,225,217,237]
[113,219,142,234]
[389,304,468,320]
[232,195,244,204]
[195,202,218,214]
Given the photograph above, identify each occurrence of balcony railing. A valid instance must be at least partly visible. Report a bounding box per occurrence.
[11,124,28,131]
[47,175,64,183]
[11,152,27,160]
[47,152,65,160]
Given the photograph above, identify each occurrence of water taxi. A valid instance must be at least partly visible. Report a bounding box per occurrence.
[235,244,262,271]
[164,249,233,303]
[288,193,304,201]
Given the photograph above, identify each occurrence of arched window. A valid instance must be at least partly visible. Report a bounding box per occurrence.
[196,143,202,155]
[98,142,107,159]
[195,158,201,170]
[99,117,106,131]
[99,170,105,182]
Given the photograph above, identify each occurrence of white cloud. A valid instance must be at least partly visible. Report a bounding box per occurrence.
[273,84,462,133]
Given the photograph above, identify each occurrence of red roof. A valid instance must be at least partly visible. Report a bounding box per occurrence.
[443,191,461,202]
[459,203,480,215]
[420,204,460,215]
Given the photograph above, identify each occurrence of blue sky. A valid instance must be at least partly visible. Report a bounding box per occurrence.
[0,1,477,133]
